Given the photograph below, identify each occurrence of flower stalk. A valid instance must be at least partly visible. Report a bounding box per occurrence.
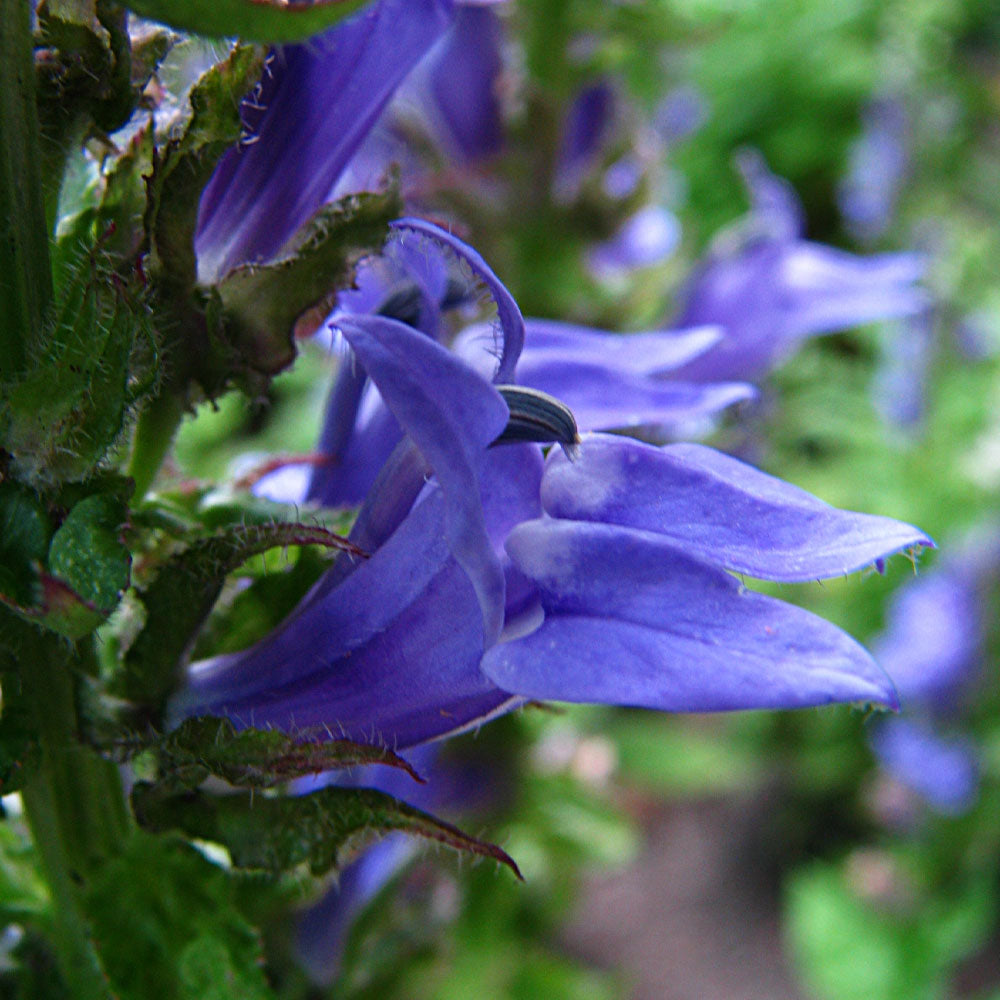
[19,631,128,1000]
[0,0,52,383]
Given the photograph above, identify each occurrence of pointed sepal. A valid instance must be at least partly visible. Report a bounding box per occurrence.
[131,781,522,879]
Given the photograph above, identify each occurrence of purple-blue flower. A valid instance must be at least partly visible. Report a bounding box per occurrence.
[171,222,931,749]
[838,98,909,244]
[671,151,929,382]
[194,0,495,283]
[292,223,753,510]
[869,529,998,815]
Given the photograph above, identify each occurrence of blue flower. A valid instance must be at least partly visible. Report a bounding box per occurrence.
[838,97,910,244]
[171,222,930,748]
[868,529,998,815]
[671,150,930,382]
[193,0,511,285]
[194,0,456,283]
[296,220,754,510]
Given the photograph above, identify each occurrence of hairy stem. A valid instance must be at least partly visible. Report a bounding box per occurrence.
[0,0,52,383]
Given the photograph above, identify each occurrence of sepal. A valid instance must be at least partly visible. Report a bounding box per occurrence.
[131,781,522,879]
[119,520,364,714]
[154,717,425,790]
[208,189,401,388]
[144,44,265,295]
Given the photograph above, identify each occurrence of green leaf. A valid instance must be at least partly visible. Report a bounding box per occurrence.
[208,188,401,385]
[132,782,523,880]
[0,486,130,640]
[118,0,371,43]
[2,245,159,488]
[121,521,364,712]
[0,482,53,608]
[783,861,995,1000]
[47,493,131,617]
[0,821,49,922]
[145,44,265,294]
[156,717,425,789]
[34,0,136,226]
[83,832,274,1000]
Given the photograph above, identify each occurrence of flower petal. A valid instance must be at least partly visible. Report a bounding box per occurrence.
[173,490,515,747]
[335,313,509,640]
[517,320,724,374]
[390,218,525,381]
[514,357,753,431]
[481,519,898,711]
[541,434,931,581]
[674,241,929,382]
[421,4,504,161]
[308,386,403,508]
[195,0,453,281]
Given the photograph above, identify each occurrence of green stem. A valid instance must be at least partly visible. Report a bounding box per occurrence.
[19,631,128,1000]
[0,0,53,382]
[128,390,184,499]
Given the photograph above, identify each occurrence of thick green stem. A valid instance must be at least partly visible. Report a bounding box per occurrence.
[128,390,185,499]
[19,631,128,1000]
[0,0,52,383]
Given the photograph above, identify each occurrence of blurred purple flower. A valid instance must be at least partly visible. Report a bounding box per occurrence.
[672,150,930,382]
[870,720,979,816]
[870,528,999,814]
[405,3,505,163]
[653,85,707,146]
[172,222,930,748]
[838,98,909,244]
[553,81,618,202]
[587,204,681,278]
[872,309,935,429]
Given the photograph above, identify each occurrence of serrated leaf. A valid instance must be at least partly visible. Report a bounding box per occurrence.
[132,782,523,880]
[157,717,424,790]
[210,190,401,378]
[84,832,275,1000]
[121,521,364,712]
[119,0,370,43]
[145,44,265,293]
[189,545,331,657]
